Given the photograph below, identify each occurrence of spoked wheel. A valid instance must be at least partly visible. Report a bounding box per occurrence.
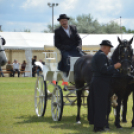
[51,85,63,121]
[34,75,47,117]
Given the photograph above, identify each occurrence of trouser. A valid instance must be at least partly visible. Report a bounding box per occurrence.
[7,69,13,77]
[0,67,4,77]
[13,69,20,77]
[37,68,41,76]
[32,66,36,77]
[58,49,83,72]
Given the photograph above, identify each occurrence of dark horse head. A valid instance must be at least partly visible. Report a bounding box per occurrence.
[111,37,133,75]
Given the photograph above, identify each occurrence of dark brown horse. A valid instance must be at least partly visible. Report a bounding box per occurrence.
[111,37,133,128]
[74,37,133,128]
[121,56,134,128]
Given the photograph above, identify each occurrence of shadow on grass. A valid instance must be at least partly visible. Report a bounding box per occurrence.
[15,114,94,134]
[15,114,134,134]
[15,114,87,124]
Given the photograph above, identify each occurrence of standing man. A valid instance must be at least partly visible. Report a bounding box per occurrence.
[54,14,84,76]
[88,40,121,132]
[32,56,37,77]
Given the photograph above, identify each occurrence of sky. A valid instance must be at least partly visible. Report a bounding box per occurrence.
[0,0,134,32]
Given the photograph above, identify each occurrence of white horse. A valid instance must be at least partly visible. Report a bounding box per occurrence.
[0,36,7,66]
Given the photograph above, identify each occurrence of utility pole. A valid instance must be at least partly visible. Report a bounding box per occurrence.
[48,3,59,32]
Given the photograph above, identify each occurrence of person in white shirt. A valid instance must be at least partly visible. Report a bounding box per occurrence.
[12,59,20,77]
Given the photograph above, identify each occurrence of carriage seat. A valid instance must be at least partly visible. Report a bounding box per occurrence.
[43,48,79,72]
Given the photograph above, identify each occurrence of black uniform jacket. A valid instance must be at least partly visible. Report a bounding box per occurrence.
[91,50,115,77]
[54,25,82,51]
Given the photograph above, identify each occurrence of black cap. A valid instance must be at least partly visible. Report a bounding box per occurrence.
[100,40,113,47]
[57,14,70,21]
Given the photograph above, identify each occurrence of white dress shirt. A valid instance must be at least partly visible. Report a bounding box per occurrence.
[13,63,19,70]
[62,26,70,37]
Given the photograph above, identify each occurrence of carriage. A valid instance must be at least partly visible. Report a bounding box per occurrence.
[34,48,89,121]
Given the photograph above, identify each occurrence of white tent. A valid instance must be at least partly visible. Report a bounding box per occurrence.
[0,32,133,50]
[0,32,133,77]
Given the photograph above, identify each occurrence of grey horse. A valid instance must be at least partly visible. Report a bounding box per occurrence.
[0,36,7,66]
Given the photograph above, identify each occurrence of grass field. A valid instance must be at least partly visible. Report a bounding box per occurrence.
[0,77,134,134]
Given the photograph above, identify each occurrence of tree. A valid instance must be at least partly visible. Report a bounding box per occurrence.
[44,13,134,34]
[44,14,122,34]
[24,29,31,32]
[126,29,134,33]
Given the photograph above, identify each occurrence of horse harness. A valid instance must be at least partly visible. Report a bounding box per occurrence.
[118,42,133,73]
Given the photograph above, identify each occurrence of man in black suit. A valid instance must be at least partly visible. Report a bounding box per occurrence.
[54,14,83,75]
[88,40,121,132]
[32,55,37,77]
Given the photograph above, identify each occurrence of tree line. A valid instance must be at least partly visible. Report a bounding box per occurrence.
[44,14,134,34]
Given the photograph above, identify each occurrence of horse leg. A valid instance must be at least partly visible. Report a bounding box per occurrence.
[122,95,128,122]
[76,90,82,124]
[115,95,122,128]
[132,91,134,128]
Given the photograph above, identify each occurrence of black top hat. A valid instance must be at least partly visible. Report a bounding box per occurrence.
[100,40,113,47]
[57,14,70,21]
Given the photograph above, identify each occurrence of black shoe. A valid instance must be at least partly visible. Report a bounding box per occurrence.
[122,119,127,123]
[94,127,105,132]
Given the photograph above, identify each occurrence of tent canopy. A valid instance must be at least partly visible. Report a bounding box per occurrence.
[0,32,133,50]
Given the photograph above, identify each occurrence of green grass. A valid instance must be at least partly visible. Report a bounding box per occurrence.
[0,77,134,134]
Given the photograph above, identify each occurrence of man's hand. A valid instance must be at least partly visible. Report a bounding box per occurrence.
[114,63,121,69]
[76,46,82,51]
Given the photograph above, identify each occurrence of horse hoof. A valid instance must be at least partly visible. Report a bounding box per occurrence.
[122,119,127,123]
[76,121,81,124]
[115,123,122,129]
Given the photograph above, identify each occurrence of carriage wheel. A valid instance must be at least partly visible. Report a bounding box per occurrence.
[34,75,47,117]
[51,85,63,121]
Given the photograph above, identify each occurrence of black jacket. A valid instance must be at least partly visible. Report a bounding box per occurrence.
[54,25,82,51]
[91,50,115,77]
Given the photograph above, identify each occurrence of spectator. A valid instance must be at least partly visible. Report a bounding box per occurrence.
[6,61,13,77]
[37,60,45,76]
[0,67,4,77]
[12,59,20,77]
[32,56,37,77]
[20,60,27,77]
[21,60,26,71]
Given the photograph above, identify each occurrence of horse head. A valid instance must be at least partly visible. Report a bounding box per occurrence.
[0,36,7,66]
[112,37,133,76]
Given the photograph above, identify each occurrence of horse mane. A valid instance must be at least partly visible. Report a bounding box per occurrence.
[111,44,120,64]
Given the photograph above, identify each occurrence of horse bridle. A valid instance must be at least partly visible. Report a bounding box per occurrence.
[118,44,133,73]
